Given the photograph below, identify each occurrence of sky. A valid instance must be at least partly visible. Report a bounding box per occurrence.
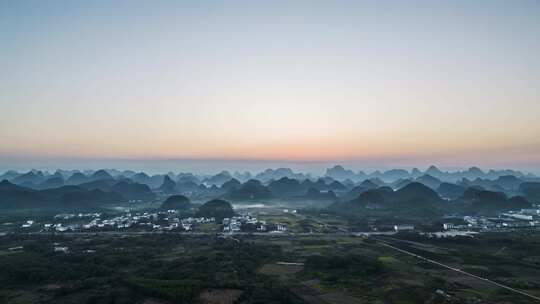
[1,0,540,173]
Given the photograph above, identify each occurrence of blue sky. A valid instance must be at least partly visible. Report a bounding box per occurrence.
[1,0,540,172]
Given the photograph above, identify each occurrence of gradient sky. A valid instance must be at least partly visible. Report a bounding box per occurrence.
[1,0,540,172]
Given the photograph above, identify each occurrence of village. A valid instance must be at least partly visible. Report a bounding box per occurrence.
[13,209,290,234]
[441,207,540,232]
[7,204,540,237]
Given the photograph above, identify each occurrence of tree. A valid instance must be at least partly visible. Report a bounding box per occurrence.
[196,199,234,220]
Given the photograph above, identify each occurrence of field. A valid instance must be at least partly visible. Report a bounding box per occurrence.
[1,230,540,304]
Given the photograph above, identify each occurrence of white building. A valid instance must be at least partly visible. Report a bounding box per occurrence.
[394,225,414,232]
[502,213,533,221]
[54,246,69,253]
[276,223,287,232]
[521,209,540,216]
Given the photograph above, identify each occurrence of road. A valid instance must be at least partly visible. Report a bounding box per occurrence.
[374,238,540,302]
[28,231,340,237]
[26,230,398,238]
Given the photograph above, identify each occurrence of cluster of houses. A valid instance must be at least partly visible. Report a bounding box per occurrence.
[36,211,218,232]
[20,219,73,232]
[18,210,290,234]
[221,214,288,233]
[443,208,540,232]
[223,214,261,232]
[19,206,540,235]
[21,220,34,228]
[54,213,101,220]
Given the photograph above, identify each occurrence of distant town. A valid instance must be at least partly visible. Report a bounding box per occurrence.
[6,203,540,237]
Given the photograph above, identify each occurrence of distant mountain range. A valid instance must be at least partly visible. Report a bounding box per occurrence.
[329,181,533,217]
[325,165,535,183]
[2,165,537,188]
[1,165,539,214]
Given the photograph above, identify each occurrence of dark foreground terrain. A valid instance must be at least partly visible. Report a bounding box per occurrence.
[1,232,540,304]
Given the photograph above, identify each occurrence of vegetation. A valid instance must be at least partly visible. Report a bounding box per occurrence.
[300,254,384,287]
[161,195,192,210]
[196,199,235,220]
[0,234,301,303]
[1,231,540,303]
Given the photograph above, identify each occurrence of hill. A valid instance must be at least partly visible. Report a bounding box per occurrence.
[158,176,177,193]
[303,188,337,201]
[450,187,532,214]
[0,180,124,210]
[196,199,234,220]
[437,182,466,200]
[519,182,540,203]
[226,180,273,200]
[66,172,89,185]
[161,195,192,210]
[359,179,379,189]
[391,179,412,190]
[77,179,155,201]
[268,177,304,197]
[394,182,441,202]
[203,171,232,186]
[90,170,114,181]
[37,176,65,189]
[329,182,442,217]
[415,174,442,190]
[221,178,242,192]
[12,171,45,186]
